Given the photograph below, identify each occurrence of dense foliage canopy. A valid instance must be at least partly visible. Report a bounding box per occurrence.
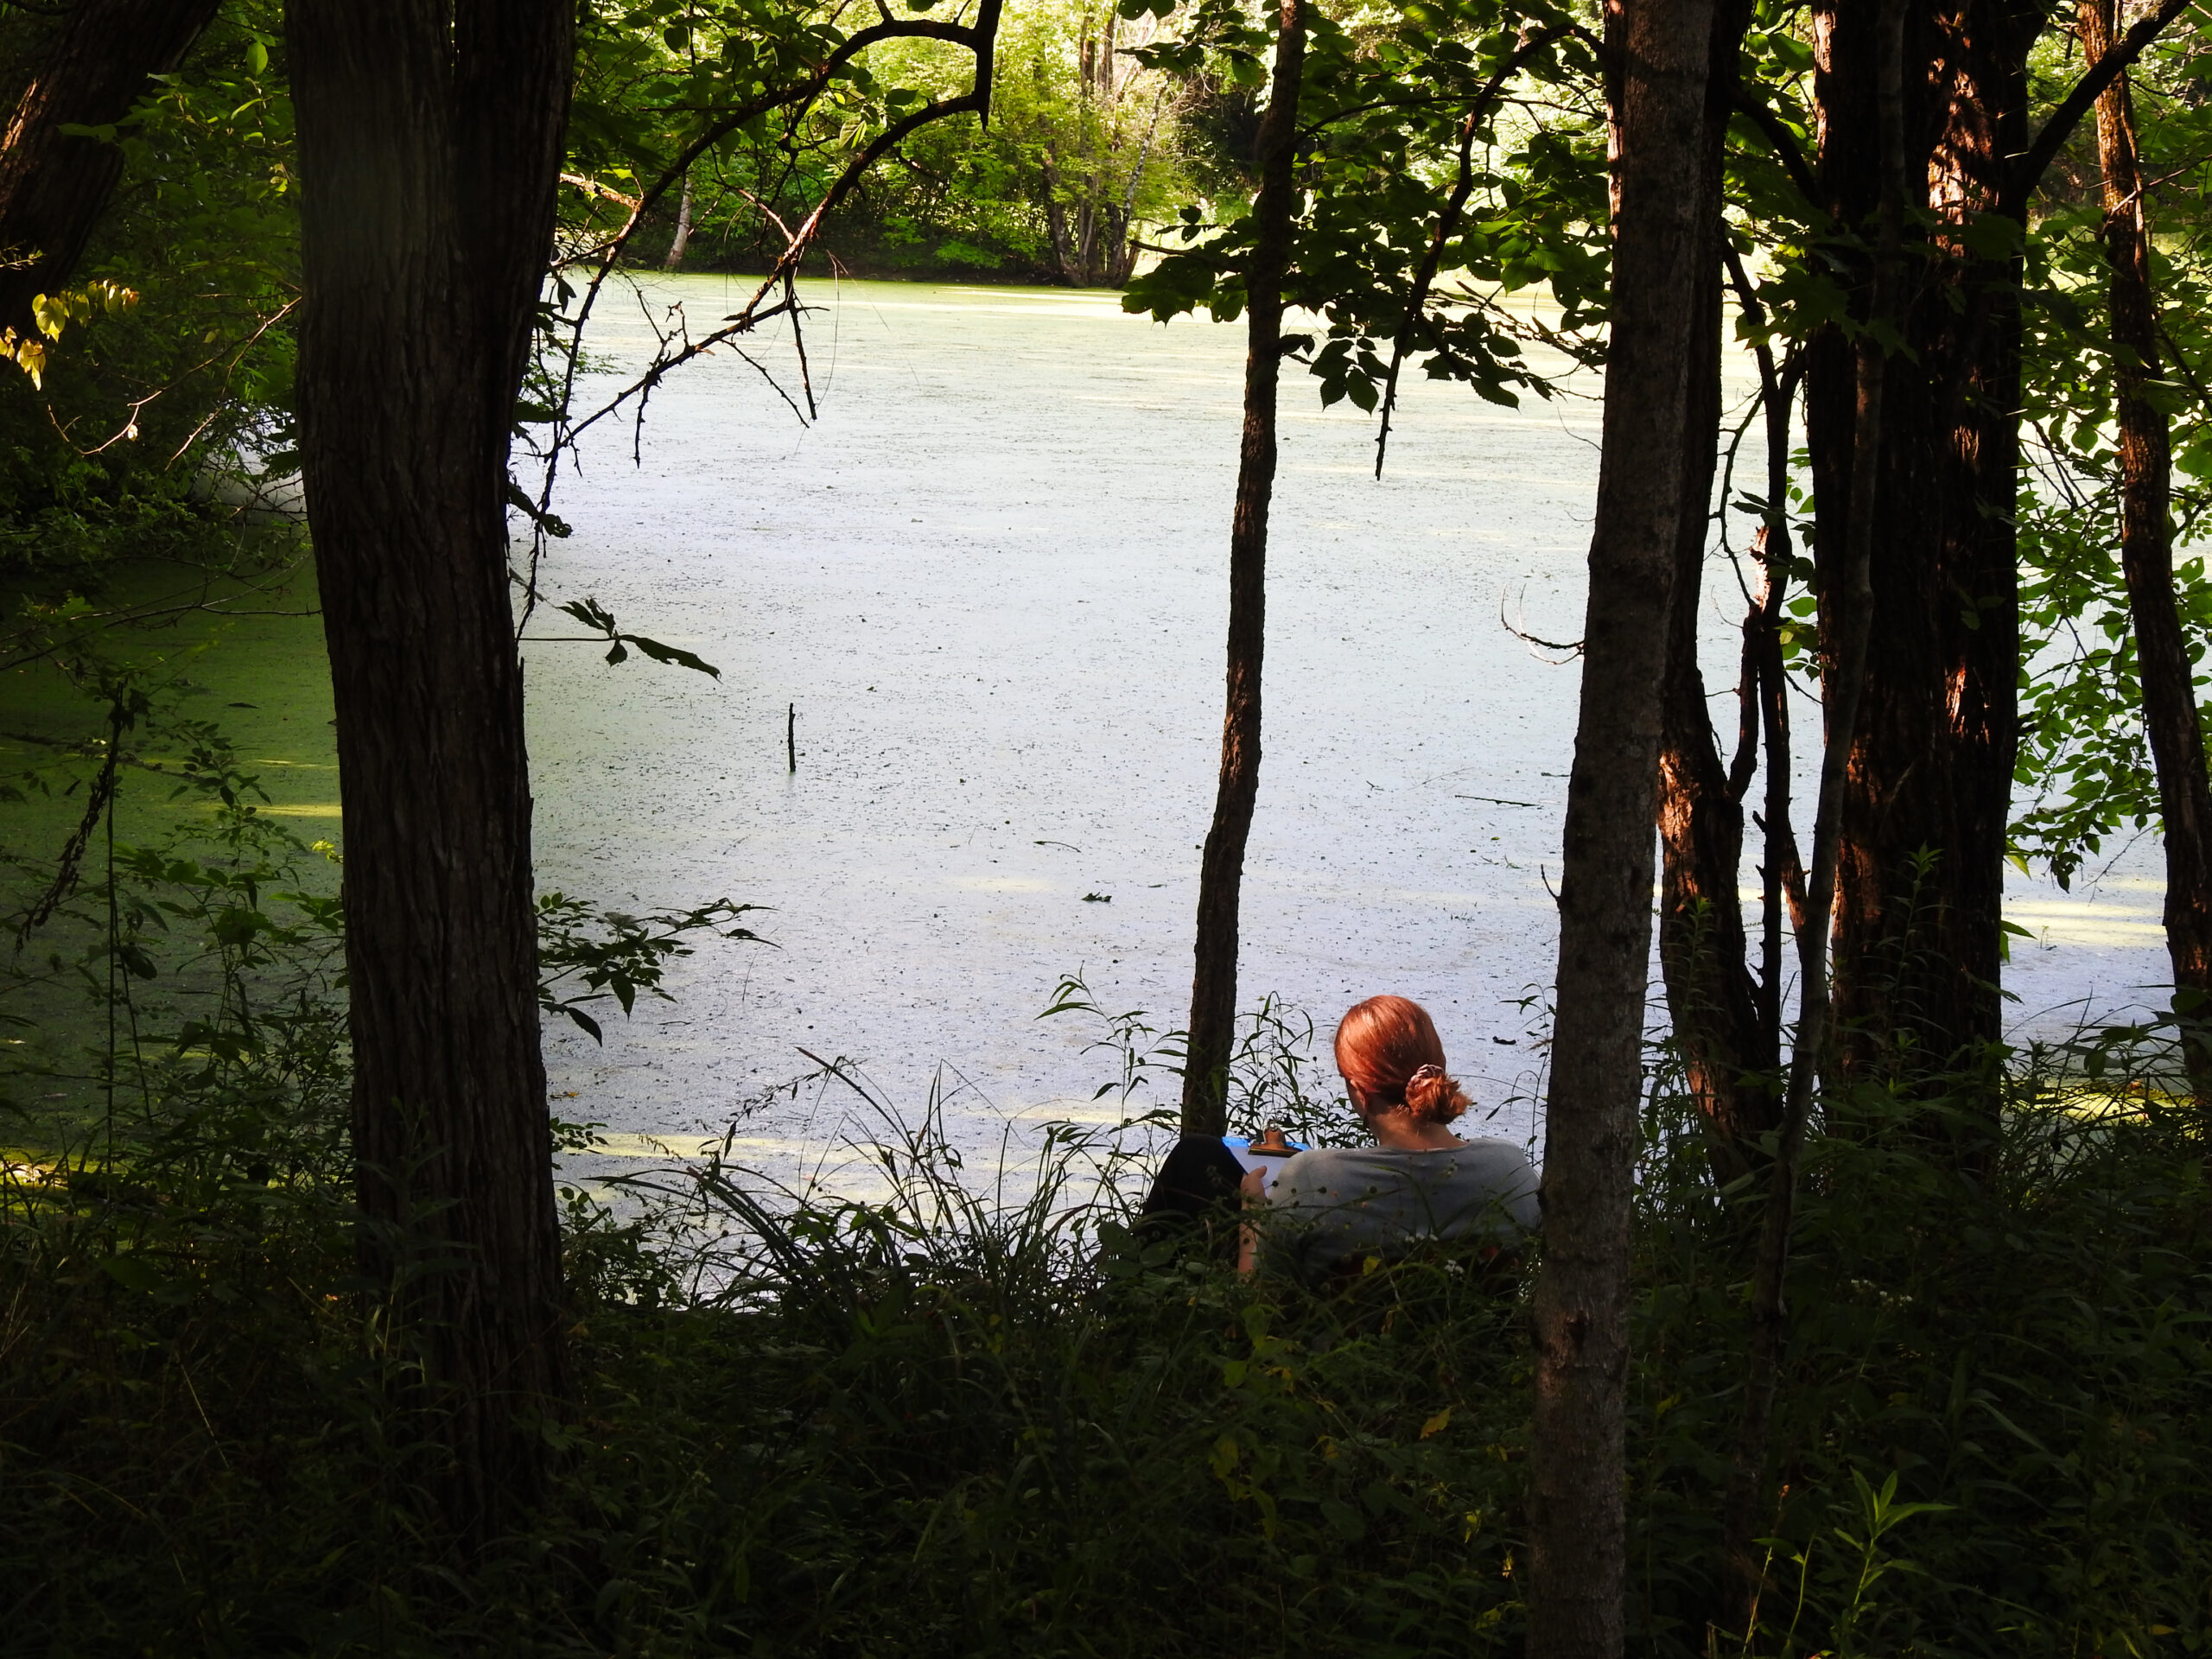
[3,0,2212,1649]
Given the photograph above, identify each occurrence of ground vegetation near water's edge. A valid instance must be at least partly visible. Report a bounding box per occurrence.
[2,808,2209,1657]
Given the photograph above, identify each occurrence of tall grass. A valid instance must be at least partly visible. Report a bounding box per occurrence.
[2,792,2209,1652]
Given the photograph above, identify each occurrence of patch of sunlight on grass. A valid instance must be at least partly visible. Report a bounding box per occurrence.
[1006,1096,1146,1125]
[2044,1087,2167,1121]
[2005,900,2164,947]
[574,1133,797,1161]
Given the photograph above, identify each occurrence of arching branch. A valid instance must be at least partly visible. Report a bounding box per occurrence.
[1371,22,1573,476]
[1731,86,1821,210]
[2007,0,2201,214]
[518,0,1006,627]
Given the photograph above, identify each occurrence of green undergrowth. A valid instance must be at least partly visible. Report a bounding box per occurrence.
[3,740,2211,1655]
[3,1027,2210,1656]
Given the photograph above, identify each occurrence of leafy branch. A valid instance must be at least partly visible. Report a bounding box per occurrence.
[537,894,772,1043]
[529,597,723,678]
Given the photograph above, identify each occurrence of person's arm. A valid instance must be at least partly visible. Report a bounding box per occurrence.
[1236,1164,1268,1274]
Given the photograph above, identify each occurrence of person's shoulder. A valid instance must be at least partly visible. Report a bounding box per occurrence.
[1440,1138,1541,1229]
[1273,1144,1378,1200]
[1281,1144,1360,1173]
[1275,1144,1357,1185]
[1452,1135,1535,1163]
[1444,1136,1538,1180]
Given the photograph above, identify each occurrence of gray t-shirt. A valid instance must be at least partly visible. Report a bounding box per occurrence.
[1256,1140,1539,1281]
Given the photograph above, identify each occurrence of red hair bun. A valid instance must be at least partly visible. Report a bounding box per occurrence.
[1334,997,1470,1123]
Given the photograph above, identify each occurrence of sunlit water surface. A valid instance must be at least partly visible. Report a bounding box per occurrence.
[524,277,2168,1193]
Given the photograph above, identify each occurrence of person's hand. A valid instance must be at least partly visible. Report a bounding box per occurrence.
[1240,1164,1269,1204]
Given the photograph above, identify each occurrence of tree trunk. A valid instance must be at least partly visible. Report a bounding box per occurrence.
[1041,156,1076,285]
[0,0,224,337]
[1526,0,1714,1649]
[286,0,575,1546]
[1108,89,1165,289]
[2081,0,2212,1096]
[1655,0,1774,1190]
[664,168,695,269]
[1725,0,1904,1622]
[1077,196,1098,286]
[1808,0,2039,1095]
[1177,0,1304,1136]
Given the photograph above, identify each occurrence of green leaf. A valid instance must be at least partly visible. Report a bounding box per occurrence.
[622,633,722,678]
[1952,210,2024,262]
[506,482,573,538]
[558,597,619,633]
[1764,33,1815,72]
[99,1254,167,1294]
[1319,1497,1366,1539]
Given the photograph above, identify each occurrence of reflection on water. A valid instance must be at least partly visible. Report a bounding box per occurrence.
[524,277,2170,1188]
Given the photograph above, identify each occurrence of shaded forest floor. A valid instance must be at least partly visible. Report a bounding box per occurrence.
[3,1046,2209,1656]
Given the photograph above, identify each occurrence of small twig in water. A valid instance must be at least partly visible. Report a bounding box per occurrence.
[1500,587,1584,659]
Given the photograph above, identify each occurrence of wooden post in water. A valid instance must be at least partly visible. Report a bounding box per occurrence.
[787,702,796,773]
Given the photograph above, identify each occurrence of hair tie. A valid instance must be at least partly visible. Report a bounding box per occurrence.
[1408,1064,1444,1086]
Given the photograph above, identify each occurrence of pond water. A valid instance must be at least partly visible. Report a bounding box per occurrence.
[523,276,2168,1186]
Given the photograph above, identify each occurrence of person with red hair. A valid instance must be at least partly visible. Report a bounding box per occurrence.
[1240,995,1538,1280]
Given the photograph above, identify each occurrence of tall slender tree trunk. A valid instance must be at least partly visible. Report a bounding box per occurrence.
[1655,0,1774,1189]
[1724,0,1904,1624]
[664,168,695,269]
[286,0,575,1545]
[0,0,224,337]
[1526,0,1715,1649]
[1809,0,2039,1096]
[1177,0,1304,1136]
[1108,90,1164,288]
[2081,0,2212,1096]
[1041,157,1077,285]
[1743,340,1809,1097]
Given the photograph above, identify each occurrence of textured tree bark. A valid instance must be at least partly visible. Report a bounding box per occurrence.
[1725,0,1903,1621]
[286,0,575,1544]
[1527,0,1715,1649]
[1807,0,2039,1094]
[1655,0,1774,1189]
[1177,0,1304,1137]
[0,0,224,336]
[2080,0,2212,1098]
